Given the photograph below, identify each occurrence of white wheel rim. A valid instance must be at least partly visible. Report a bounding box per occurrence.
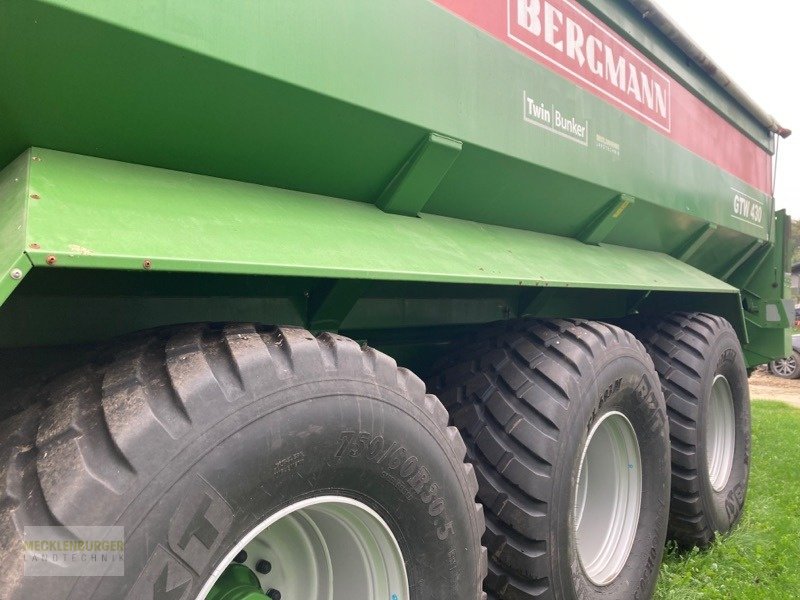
[196,496,409,600]
[706,375,736,492]
[574,411,642,586]
[772,355,797,377]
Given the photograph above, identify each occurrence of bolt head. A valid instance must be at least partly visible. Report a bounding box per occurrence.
[255,559,272,574]
[232,550,248,564]
[46,255,57,265]
[266,590,282,600]
[9,269,22,280]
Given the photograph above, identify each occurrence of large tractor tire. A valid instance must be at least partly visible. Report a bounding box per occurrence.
[0,324,487,600]
[428,319,670,600]
[638,313,751,548]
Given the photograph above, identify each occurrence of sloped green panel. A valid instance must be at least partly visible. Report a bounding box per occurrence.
[22,148,736,296]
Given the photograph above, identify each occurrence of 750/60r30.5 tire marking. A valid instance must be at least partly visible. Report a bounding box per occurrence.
[428,319,670,600]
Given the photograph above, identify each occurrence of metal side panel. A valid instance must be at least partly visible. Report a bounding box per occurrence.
[0,0,773,253]
[14,148,739,298]
[740,210,794,365]
[0,153,33,305]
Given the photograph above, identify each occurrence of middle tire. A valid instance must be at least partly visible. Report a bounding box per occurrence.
[428,319,670,600]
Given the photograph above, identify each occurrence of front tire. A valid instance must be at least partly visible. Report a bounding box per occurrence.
[429,319,670,599]
[0,324,487,599]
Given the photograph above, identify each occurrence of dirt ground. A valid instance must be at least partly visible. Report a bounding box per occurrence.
[749,369,800,408]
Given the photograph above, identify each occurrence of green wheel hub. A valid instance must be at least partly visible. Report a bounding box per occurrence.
[205,565,268,600]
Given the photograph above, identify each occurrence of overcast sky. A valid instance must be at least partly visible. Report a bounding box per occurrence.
[660,0,799,217]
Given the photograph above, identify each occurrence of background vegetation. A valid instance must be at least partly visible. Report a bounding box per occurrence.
[655,401,800,599]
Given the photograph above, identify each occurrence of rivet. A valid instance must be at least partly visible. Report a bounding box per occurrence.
[9,269,22,280]
[46,255,57,265]
[143,260,152,270]
[266,590,282,600]
[29,243,41,250]
[30,194,40,200]
[32,156,41,162]
[232,550,247,564]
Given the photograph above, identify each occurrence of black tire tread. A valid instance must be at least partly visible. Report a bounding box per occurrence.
[0,324,487,598]
[428,318,653,600]
[637,311,734,547]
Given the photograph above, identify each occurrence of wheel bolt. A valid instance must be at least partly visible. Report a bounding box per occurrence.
[255,559,272,574]
[266,589,281,600]
[232,550,247,564]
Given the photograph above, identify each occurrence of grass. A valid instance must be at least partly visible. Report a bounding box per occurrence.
[655,401,800,599]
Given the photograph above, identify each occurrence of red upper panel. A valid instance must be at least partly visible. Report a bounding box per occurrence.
[432,0,772,194]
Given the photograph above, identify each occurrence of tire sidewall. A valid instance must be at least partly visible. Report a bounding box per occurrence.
[696,329,751,534]
[551,347,669,600]
[71,379,481,600]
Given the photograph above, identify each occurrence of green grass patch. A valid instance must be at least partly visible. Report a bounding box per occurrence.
[655,401,800,599]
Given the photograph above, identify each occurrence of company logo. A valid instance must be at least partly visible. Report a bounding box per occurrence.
[523,91,589,146]
[508,0,671,132]
[24,526,125,576]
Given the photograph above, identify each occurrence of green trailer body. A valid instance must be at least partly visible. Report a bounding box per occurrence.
[0,0,792,368]
[0,2,795,599]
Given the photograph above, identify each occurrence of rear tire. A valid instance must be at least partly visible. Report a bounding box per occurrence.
[637,313,751,548]
[0,324,487,599]
[428,319,670,600]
